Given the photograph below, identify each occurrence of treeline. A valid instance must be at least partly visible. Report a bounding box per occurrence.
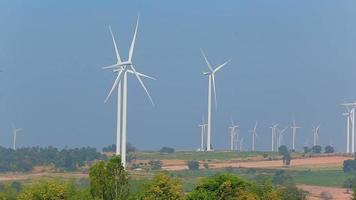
[0,146,105,172]
[0,156,313,200]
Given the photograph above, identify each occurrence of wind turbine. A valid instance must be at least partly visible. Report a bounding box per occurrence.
[103,16,155,168]
[290,121,301,151]
[239,137,244,151]
[12,124,23,150]
[200,49,230,151]
[229,121,239,151]
[199,118,207,151]
[269,124,278,152]
[343,111,351,153]
[312,125,321,146]
[342,102,356,153]
[250,122,258,151]
[277,127,288,148]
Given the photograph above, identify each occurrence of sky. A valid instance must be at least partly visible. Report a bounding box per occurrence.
[0,0,356,152]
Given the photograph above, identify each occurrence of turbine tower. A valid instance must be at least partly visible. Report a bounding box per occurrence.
[342,102,356,153]
[199,118,207,151]
[312,125,320,146]
[269,124,278,152]
[200,49,230,151]
[239,137,244,152]
[290,121,301,151]
[229,121,239,151]
[343,111,351,153]
[103,16,155,168]
[277,127,288,148]
[12,124,23,150]
[250,122,258,151]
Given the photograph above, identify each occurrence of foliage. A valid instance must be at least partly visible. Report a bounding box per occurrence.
[17,180,79,200]
[0,182,19,200]
[343,159,356,173]
[187,160,199,170]
[280,185,308,200]
[89,155,129,200]
[303,147,311,154]
[272,170,294,187]
[148,160,162,170]
[353,186,356,200]
[0,146,104,172]
[159,147,175,154]
[135,171,183,200]
[311,145,322,154]
[102,143,136,154]
[278,145,291,166]
[324,145,334,153]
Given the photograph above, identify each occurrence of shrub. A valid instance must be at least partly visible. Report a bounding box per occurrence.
[324,145,335,153]
[311,145,322,154]
[343,159,356,173]
[148,160,162,170]
[187,160,199,170]
[159,147,175,154]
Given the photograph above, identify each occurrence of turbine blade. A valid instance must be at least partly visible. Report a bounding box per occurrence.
[127,70,156,80]
[104,70,123,103]
[129,16,139,62]
[212,74,217,110]
[102,64,122,70]
[213,60,230,73]
[109,26,122,63]
[130,65,154,106]
[200,49,213,71]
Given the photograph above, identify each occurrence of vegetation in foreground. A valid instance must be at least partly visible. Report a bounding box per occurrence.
[0,155,314,200]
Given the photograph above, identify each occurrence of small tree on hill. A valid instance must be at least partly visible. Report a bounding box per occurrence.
[312,145,322,154]
[187,160,199,170]
[159,146,175,154]
[324,145,335,153]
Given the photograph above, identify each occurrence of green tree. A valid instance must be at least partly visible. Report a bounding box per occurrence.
[187,160,199,170]
[89,155,129,200]
[148,160,162,170]
[17,180,78,200]
[324,145,335,153]
[159,147,175,154]
[136,171,183,200]
[311,145,322,154]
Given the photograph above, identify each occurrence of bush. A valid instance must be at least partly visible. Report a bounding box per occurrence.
[324,145,335,153]
[148,160,162,170]
[187,160,199,170]
[312,145,322,154]
[135,171,183,200]
[343,159,356,173]
[303,146,311,154]
[159,147,175,154]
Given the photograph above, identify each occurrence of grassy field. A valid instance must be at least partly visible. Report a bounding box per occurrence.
[135,151,279,161]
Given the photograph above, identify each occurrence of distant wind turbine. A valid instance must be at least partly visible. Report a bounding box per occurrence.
[250,122,258,151]
[199,117,207,151]
[312,125,321,146]
[342,102,356,153]
[229,120,239,151]
[290,121,301,151]
[200,49,230,151]
[103,16,155,168]
[269,124,278,152]
[12,124,23,150]
[277,127,288,148]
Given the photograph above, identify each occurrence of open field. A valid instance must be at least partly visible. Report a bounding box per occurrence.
[298,184,352,200]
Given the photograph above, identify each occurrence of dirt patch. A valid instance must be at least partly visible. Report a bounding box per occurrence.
[161,156,350,171]
[298,184,351,200]
[0,172,88,182]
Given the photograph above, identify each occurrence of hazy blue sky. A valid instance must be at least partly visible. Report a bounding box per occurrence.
[0,0,356,151]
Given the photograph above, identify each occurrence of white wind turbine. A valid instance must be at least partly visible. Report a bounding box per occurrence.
[312,125,321,146]
[342,102,356,153]
[239,137,244,151]
[199,118,207,151]
[343,111,351,153]
[229,120,239,151]
[269,124,278,152]
[12,124,23,150]
[290,121,301,151]
[277,127,288,148]
[250,122,258,151]
[200,49,230,151]
[103,16,155,168]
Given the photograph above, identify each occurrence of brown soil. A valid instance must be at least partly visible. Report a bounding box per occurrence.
[298,184,351,200]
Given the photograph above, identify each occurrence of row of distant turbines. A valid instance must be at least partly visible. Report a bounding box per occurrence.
[198,120,323,152]
[101,16,356,169]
